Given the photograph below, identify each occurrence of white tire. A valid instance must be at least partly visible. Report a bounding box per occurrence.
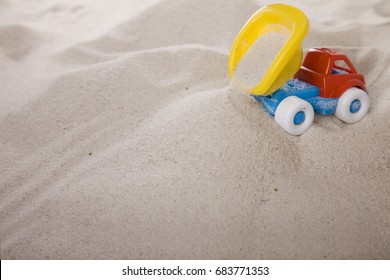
[334,88,369,124]
[275,96,314,136]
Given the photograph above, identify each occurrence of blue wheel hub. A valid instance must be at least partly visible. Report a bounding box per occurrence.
[294,111,305,125]
[350,99,361,113]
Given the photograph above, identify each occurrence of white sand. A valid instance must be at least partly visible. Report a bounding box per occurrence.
[231,29,289,91]
[1,0,389,259]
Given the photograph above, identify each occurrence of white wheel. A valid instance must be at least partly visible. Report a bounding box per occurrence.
[275,96,314,136]
[334,88,369,124]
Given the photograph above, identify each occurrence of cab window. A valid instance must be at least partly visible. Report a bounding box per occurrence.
[332,60,351,74]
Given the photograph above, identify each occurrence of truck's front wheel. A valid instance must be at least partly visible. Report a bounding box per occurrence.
[275,96,314,136]
[334,88,369,124]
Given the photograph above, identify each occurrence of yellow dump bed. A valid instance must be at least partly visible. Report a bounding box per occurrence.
[228,4,310,95]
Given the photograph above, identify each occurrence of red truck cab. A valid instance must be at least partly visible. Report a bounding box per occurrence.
[294,48,366,98]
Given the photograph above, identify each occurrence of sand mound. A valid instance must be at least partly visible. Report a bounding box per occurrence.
[1,0,389,259]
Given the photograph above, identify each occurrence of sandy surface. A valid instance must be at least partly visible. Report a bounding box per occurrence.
[1,0,389,259]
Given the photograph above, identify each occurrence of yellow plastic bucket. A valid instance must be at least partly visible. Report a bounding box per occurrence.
[228,4,309,95]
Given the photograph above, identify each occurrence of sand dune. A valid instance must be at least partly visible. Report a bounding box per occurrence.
[0,0,389,259]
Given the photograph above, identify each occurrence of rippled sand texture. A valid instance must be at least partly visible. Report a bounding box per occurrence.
[1,0,389,259]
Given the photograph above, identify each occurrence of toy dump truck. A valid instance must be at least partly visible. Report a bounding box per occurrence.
[228,4,369,135]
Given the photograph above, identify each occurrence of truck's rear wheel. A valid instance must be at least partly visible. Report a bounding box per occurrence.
[334,88,369,123]
[275,96,314,135]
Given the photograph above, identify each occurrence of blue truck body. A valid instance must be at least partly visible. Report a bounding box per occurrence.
[253,79,344,116]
